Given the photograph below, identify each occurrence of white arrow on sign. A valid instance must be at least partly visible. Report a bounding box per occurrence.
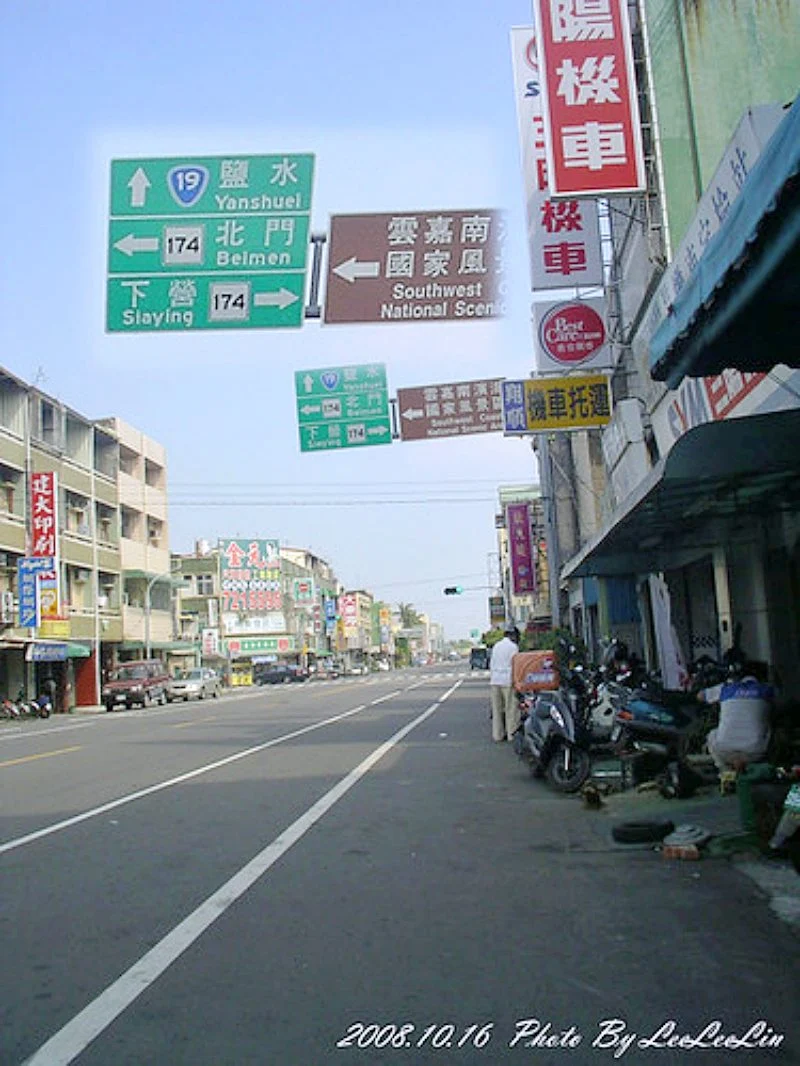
[300,404,321,416]
[114,234,159,256]
[303,374,314,393]
[401,407,424,421]
[332,256,380,284]
[253,288,300,310]
[367,425,390,437]
[127,167,151,208]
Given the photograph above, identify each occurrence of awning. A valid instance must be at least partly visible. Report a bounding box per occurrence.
[650,95,800,389]
[562,409,800,579]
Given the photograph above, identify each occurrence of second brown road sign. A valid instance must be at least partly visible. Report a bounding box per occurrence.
[397,378,504,441]
[324,209,507,324]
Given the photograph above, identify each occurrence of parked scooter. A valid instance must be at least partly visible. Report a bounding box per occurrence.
[512,647,593,793]
[611,678,712,762]
[588,671,635,742]
[12,690,52,719]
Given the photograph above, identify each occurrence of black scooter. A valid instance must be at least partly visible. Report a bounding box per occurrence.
[513,680,592,793]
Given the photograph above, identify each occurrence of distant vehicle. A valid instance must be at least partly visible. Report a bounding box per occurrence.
[103,659,171,711]
[168,667,221,702]
[375,660,390,671]
[346,663,368,676]
[256,663,294,685]
[288,664,310,682]
[469,647,490,671]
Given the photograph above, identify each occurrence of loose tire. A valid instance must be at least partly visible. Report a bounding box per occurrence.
[612,819,675,844]
[545,744,591,793]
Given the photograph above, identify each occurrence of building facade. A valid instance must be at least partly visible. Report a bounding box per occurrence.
[545,1,800,692]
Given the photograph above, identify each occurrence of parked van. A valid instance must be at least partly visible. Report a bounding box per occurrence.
[102,659,171,711]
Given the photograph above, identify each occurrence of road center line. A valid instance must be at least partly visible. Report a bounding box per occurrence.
[0,745,82,769]
[22,682,460,1066]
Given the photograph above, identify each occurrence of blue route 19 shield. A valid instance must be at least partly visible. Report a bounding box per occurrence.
[321,371,340,391]
[167,165,210,207]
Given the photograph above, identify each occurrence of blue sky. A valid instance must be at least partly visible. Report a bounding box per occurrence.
[0,0,541,639]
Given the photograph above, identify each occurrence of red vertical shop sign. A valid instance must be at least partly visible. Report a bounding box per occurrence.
[507,503,536,596]
[532,0,645,197]
[30,471,60,619]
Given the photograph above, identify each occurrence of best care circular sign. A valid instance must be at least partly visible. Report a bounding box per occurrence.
[536,299,611,370]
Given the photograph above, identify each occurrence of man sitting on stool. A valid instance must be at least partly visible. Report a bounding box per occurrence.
[697,660,774,780]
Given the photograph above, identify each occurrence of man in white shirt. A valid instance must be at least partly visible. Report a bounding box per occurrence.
[489,624,520,742]
[698,664,773,772]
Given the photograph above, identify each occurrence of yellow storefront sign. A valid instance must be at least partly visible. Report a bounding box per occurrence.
[39,618,70,638]
[502,374,612,433]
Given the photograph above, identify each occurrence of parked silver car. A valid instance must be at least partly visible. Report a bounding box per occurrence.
[168,668,221,702]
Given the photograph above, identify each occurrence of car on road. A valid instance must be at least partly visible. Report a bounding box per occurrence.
[102,659,171,712]
[168,667,221,701]
[256,663,309,685]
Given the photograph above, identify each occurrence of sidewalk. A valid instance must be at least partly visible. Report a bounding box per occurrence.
[584,765,800,928]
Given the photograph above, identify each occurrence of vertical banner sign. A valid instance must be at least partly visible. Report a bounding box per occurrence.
[339,594,358,637]
[507,503,536,595]
[218,539,281,635]
[532,0,646,197]
[489,595,506,627]
[510,26,603,289]
[201,627,220,656]
[324,597,337,636]
[30,472,60,619]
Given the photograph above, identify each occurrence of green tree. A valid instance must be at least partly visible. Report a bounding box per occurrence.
[398,602,422,627]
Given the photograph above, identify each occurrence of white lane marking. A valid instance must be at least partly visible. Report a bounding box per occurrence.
[22,681,461,1066]
[1,704,364,856]
[369,690,401,705]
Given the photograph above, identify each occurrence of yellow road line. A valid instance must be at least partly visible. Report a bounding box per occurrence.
[0,745,82,769]
[172,717,218,729]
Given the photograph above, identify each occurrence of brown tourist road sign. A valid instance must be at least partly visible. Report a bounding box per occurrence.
[323,209,507,324]
[397,378,505,442]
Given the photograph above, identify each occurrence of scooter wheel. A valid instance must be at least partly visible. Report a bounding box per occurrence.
[545,745,591,793]
[39,707,51,719]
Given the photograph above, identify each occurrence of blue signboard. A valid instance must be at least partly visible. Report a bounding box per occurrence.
[17,556,55,628]
[323,597,337,636]
[30,643,68,662]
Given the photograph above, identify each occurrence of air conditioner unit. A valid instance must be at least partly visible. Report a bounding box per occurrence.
[74,569,91,583]
[97,594,108,609]
[0,589,15,624]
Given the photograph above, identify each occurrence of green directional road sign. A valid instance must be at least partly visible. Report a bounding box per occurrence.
[106,154,314,332]
[295,364,392,452]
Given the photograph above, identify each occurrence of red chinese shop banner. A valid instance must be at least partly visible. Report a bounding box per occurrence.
[532,0,646,197]
[30,471,60,619]
[218,538,282,636]
[507,503,537,596]
[510,26,603,290]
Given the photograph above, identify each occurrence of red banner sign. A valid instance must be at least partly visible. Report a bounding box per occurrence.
[507,503,537,596]
[30,472,58,558]
[532,0,645,196]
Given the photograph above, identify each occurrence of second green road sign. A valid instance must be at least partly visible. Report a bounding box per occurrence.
[106,154,314,332]
[295,365,392,452]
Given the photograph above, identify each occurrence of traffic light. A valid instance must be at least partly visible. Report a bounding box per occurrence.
[443,586,464,595]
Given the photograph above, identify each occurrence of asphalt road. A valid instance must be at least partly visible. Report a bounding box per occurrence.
[2,666,799,1065]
